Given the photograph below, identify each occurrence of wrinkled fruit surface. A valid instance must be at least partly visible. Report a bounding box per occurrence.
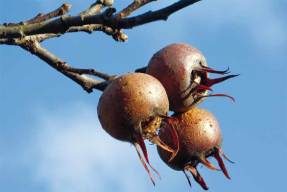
[146,43,238,112]
[97,73,179,185]
[157,108,232,190]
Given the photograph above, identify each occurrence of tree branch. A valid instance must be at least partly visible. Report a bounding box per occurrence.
[0,34,62,45]
[3,3,72,27]
[116,0,156,19]
[4,35,109,92]
[26,42,109,92]
[0,0,200,39]
[58,63,117,82]
[112,0,201,29]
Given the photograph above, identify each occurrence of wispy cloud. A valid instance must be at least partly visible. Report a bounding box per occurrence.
[23,101,152,192]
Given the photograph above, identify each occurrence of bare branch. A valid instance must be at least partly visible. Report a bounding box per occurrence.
[0,0,200,39]
[112,0,201,29]
[3,3,71,27]
[3,35,109,92]
[58,63,117,82]
[116,0,156,18]
[25,42,109,92]
[0,34,61,45]
[28,3,72,24]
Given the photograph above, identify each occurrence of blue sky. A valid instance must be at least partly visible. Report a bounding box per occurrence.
[0,0,286,192]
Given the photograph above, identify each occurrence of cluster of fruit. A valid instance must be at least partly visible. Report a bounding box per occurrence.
[97,43,238,190]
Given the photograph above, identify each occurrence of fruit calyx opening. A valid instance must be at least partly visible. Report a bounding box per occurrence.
[135,115,180,185]
[159,116,180,162]
[181,146,233,190]
[141,116,179,162]
[192,65,239,103]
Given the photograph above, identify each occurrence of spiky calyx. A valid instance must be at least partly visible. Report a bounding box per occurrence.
[146,43,238,112]
[157,108,232,190]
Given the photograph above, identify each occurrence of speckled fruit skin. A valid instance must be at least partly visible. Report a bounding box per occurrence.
[97,73,169,142]
[158,108,222,170]
[146,43,209,112]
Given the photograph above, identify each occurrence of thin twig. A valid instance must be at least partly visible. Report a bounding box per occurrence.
[27,42,109,92]
[112,0,201,29]
[5,35,109,92]
[116,0,156,18]
[3,3,71,27]
[58,63,117,82]
[27,3,72,24]
[0,34,61,45]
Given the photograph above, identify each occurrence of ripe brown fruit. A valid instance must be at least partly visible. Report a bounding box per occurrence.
[146,43,238,112]
[157,108,232,190]
[97,73,179,185]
